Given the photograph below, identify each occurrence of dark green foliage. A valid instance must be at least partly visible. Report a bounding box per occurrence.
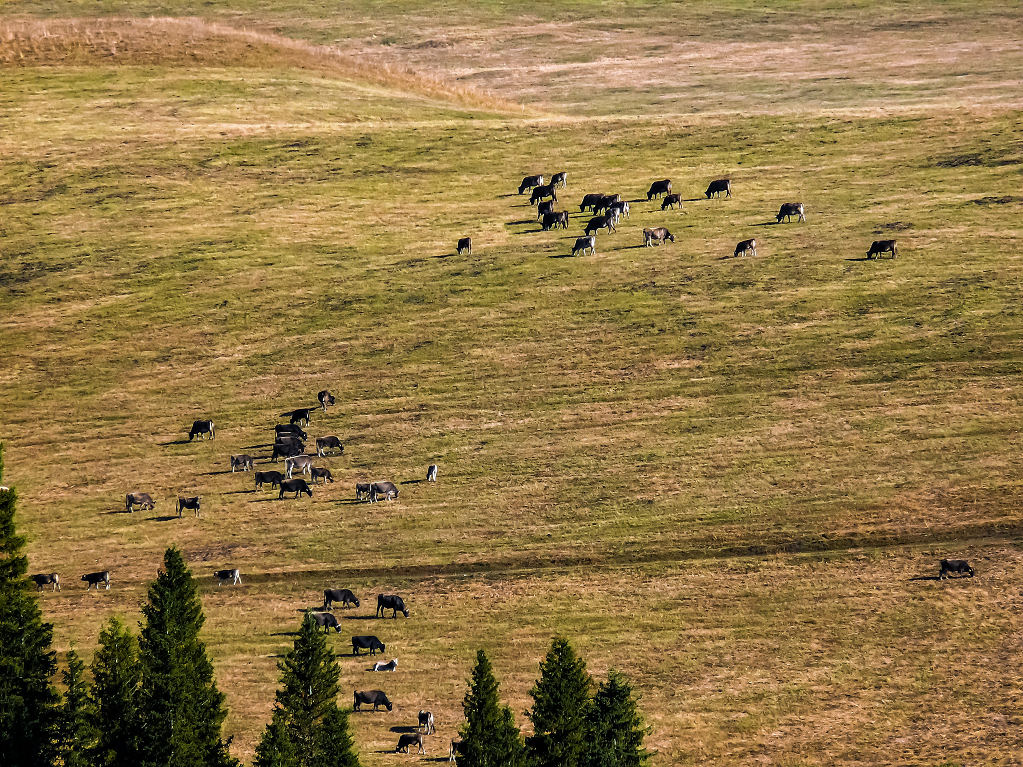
[58,648,97,767]
[309,705,360,767]
[0,445,61,767]
[526,638,593,767]
[583,671,650,767]
[458,650,526,767]
[137,546,238,767]
[90,618,142,767]
[253,709,298,767]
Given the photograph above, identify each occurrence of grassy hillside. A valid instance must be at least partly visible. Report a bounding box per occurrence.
[1,3,1022,765]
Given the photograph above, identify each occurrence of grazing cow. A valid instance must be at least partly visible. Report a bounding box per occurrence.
[584,215,616,236]
[593,194,621,215]
[254,470,284,490]
[419,710,436,735]
[373,658,398,671]
[536,200,555,221]
[608,200,630,220]
[369,481,399,502]
[643,227,675,246]
[734,238,757,258]
[275,424,307,441]
[281,408,313,426]
[271,440,304,462]
[311,467,334,485]
[230,454,253,472]
[867,239,898,259]
[353,689,392,711]
[318,390,335,411]
[518,174,544,194]
[316,436,344,456]
[355,482,372,501]
[449,740,464,763]
[706,178,732,198]
[776,202,806,223]
[579,193,605,213]
[310,611,341,633]
[396,733,424,754]
[82,571,110,591]
[550,171,568,189]
[324,588,360,610]
[352,636,386,656]
[530,184,557,205]
[939,559,975,579]
[541,211,570,231]
[189,419,215,440]
[285,455,314,479]
[176,496,201,518]
[377,594,410,618]
[457,237,472,255]
[279,478,313,499]
[661,193,683,211]
[30,573,60,592]
[427,464,438,482]
[214,568,241,586]
[125,493,155,513]
[647,179,672,200]
[571,236,596,256]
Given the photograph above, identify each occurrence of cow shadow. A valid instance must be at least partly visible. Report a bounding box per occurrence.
[622,244,648,250]
[159,439,192,446]
[683,197,705,202]
[390,726,417,734]
[403,479,423,485]
[549,253,576,259]
[909,575,941,581]
[344,614,377,621]
[752,220,780,227]
[497,193,518,198]
[249,498,280,504]
[845,256,873,261]
[223,489,252,495]
[628,198,647,204]
[505,219,536,226]
[270,631,300,637]
[338,498,366,505]
[146,515,183,522]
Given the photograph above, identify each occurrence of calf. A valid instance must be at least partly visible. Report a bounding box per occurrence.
[189,419,215,440]
[353,689,392,711]
[311,611,341,633]
[518,174,544,194]
[734,238,757,258]
[550,171,568,189]
[352,636,386,656]
[661,193,683,211]
[254,470,284,490]
[457,237,472,256]
[867,239,898,259]
[285,455,314,479]
[279,478,313,499]
[419,710,436,734]
[214,568,241,586]
[377,594,410,618]
[706,178,732,198]
[939,559,975,579]
[584,215,615,236]
[355,482,372,501]
[579,193,605,213]
[571,236,596,257]
[82,571,110,591]
[373,658,398,671]
[369,481,399,502]
[643,227,674,246]
[541,211,569,231]
[316,436,344,456]
[536,200,554,221]
[311,467,334,485]
[275,423,307,441]
[176,496,201,518]
[396,733,424,754]
[30,573,60,592]
[282,408,313,426]
[647,179,672,200]
[125,493,155,513]
[324,588,360,610]
[230,454,253,472]
[530,183,557,205]
[776,202,806,223]
[427,464,438,482]
[317,390,335,411]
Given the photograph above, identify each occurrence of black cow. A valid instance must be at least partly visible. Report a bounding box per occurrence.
[82,571,110,591]
[777,202,806,223]
[593,194,621,215]
[661,193,683,211]
[550,171,568,189]
[867,240,898,259]
[530,184,557,205]
[282,408,313,426]
[734,238,757,258]
[355,482,372,501]
[255,470,285,490]
[323,588,360,610]
[939,559,975,579]
[279,478,312,499]
[271,441,304,462]
[518,174,544,194]
[647,179,672,200]
[397,733,425,754]
[536,200,555,221]
[353,689,392,711]
[30,573,60,592]
[189,419,215,440]
[230,454,253,472]
[318,390,335,411]
[352,636,386,656]
[311,611,341,633]
[126,493,155,513]
[311,467,334,485]
[377,594,409,618]
[316,436,343,456]
[369,481,399,502]
[579,193,605,212]
[457,237,472,255]
[419,710,436,734]
[214,568,241,586]
[176,496,201,518]
[584,215,615,236]
[541,211,569,231]
[571,236,596,256]
[275,424,307,441]
[706,178,732,198]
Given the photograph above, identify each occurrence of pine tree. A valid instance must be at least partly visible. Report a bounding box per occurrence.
[137,546,238,767]
[583,671,650,767]
[253,709,297,767]
[458,650,526,767]
[526,638,593,767]
[90,617,142,767]
[309,705,360,767]
[58,647,97,767]
[0,444,61,767]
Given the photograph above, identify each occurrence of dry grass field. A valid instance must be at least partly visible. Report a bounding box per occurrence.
[1,1,1022,765]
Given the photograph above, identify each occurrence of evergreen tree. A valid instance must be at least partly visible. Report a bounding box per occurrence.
[0,445,61,767]
[457,650,526,767]
[137,546,238,767]
[58,647,97,767]
[253,709,297,767]
[90,617,142,767]
[526,638,592,767]
[583,671,650,767]
[309,705,360,767]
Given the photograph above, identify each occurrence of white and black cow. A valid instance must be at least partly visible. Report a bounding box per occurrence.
[419,710,436,734]
[214,568,241,586]
[189,419,215,440]
[82,571,110,591]
[373,658,398,672]
[30,573,60,592]
[176,496,200,518]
